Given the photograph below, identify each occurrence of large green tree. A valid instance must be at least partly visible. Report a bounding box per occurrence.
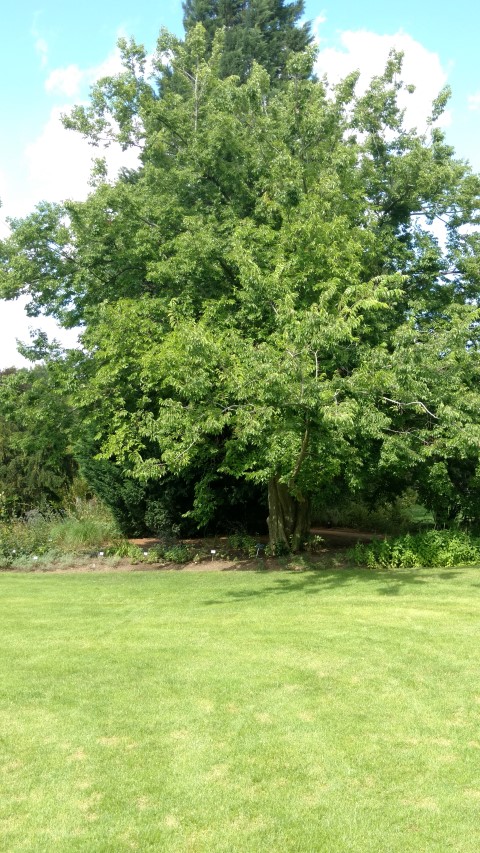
[2,28,480,547]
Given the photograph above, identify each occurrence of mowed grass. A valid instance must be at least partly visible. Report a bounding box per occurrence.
[1,568,480,852]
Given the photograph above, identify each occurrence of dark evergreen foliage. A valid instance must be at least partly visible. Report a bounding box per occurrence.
[0,367,77,516]
[77,442,267,538]
[182,0,312,80]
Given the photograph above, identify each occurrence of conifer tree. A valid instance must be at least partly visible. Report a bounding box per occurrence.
[182,0,312,80]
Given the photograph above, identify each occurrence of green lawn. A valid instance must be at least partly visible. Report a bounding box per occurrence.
[1,567,480,852]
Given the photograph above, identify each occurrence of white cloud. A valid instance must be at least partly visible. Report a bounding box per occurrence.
[44,41,129,100]
[24,106,96,205]
[468,92,480,111]
[88,44,126,81]
[0,298,80,369]
[45,65,84,98]
[316,30,450,131]
[31,15,48,68]
[0,43,140,368]
[0,41,141,232]
[312,13,327,39]
[35,36,48,69]
[26,42,144,211]
[0,170,9,238]
[23,105,140,210]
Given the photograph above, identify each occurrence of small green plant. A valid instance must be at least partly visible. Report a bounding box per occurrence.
[227,533,259,557]
[265,540,290,557]
[304,534,325,554]
[162,543,192,564]
[287,555,311,571]
[105,542,144,561]
[143,545,166,563]
[141,542,192,564]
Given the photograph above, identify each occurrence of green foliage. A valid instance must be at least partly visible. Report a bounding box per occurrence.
[0,514,55,564]
[48,502,119,552]
[77,440,267,537]
[141,542,193,563]
[0,366,76,516]
[303,534,325,553]
[315,490,435,534]
[350,530,480,569]
[143,544,168,562]
[104,541,144,560]
[265,539,290,557]
[76,443,194,537]
[0,500,119,566]
[182,0,312,81]
[2,25,480,544]
[162,543,192,563]
[227,532,259,556]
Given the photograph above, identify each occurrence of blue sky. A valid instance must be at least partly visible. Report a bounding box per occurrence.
[1,0,480,367]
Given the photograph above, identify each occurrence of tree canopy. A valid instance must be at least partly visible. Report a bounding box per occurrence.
[1,26,480,546]
[182,0,312,80]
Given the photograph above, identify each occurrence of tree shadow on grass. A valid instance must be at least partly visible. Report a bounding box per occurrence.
[202,565,478,605]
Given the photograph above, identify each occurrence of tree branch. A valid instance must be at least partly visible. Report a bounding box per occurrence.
[382,397,438,419]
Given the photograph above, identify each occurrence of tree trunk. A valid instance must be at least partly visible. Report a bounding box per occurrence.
[267,477,311,552]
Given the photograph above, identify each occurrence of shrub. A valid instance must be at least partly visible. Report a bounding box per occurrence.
[315,490,435,535]
[265,540,290,557]
[227,533,259,557]
[304,534,325,553]
[162,544,192,564]
[104,542,144,560]
[0,514,53,563]
[349,530,480,569]
[77,441,268,538]
[143,542,193,564]
[144,544,167,563]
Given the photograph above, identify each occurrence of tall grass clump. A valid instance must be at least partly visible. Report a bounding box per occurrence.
[0,499,121,567]
[48,499,120,551]
[350,529,480,569]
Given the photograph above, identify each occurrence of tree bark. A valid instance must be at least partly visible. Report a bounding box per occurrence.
[267,477,311,552]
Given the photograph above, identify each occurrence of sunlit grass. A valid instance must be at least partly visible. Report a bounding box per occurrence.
[1,567,480,851]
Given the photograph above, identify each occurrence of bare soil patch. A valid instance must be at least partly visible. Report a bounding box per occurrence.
[39,555,291,574]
